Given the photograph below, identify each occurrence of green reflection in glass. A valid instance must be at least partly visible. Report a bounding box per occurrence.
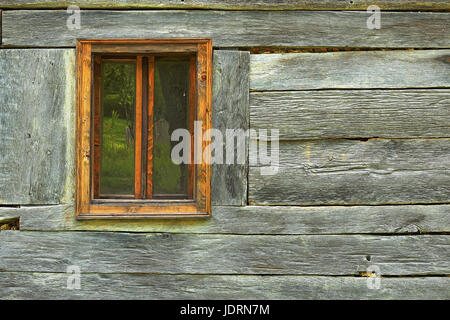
[100,61,136,196]
[153,57,190,196]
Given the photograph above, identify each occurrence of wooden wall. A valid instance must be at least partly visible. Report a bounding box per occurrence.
[0,1,449,299]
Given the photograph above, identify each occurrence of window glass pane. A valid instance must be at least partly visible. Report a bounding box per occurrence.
[100,61,136,196]
[153,57,190,196]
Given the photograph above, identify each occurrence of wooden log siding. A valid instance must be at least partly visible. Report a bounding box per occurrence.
[248,51,450,205]
[1,204,449,234]
[1,0,450,11]
[249,139,450,205]
[250,50,450,91]
[1,231,449,276]
[0,6,449,300]
[1,273,449,300]
[212,50,250,206]
[0,49,75,205]
[250,90,450,140]
[2,10,450,48]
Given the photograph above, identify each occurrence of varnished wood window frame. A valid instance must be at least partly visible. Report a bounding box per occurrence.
[75,39,212,219]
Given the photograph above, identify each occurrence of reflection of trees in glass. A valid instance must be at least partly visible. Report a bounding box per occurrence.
[100,62,136,195]
[153,60,189,195]
[102,62,136,134]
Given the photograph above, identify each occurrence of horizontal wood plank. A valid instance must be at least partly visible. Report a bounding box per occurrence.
[1,272,448,299]
[1,204,449,234]
[212,50,250,206]
[3,10,449,48]
[0,49,75,205]
[0,231,448,275]
[0,0,449,11]
[250,90,450,140]
[249,139,450,205]
[0,205,69,230]
[250,50,450,90]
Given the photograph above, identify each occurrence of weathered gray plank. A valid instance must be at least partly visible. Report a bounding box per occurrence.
[250,90,450,140]
[0,231,448,275]
[1,204,449,234]
[1,272,448,300]
[212,50,249,206]
[249,139,450,205]
[0,49,75,205]
[3,10,450,48]
[0,205,70,230]
[250,50,450,90]
[1,0,449,11]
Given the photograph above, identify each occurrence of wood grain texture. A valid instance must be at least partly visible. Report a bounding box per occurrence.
[249,139,450,205]
[0,0,449,11]
[75,42,92,214]
[0,230,448,275]
[146,56,154,198]
[3,10,449,48]
[1,204,449,234]
[0,205,70,230]
[1,272,448,300]
[250,50,450,91]
[134,56,143,198]
[92,55,101,198]
[212,50,250,206]
[0,49,75,205]
[195,40,213,214]
[250,90,450,140]
[187,55,196,199]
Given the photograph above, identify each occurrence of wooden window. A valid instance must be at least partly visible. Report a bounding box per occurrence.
[76,39,212,219]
